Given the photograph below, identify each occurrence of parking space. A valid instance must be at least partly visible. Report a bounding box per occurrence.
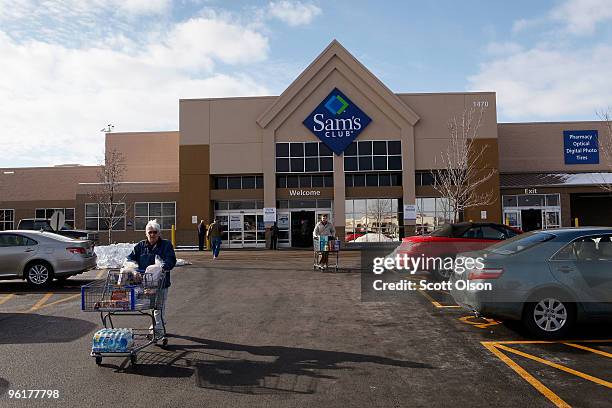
[0,269,104,313]
[483,340,611,408]
[0,249,610,407]
[396,269,612,408]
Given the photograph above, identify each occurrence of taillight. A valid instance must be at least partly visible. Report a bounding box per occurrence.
[468,268,504,280]
[67,247,86,254]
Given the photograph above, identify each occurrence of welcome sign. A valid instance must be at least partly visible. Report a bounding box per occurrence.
[303,88,371,155]
[563,130,599,164]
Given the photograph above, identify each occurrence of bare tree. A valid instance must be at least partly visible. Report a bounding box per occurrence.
[432,107,496,223]
[89,149,128,244]
[366,199,397,241]
[595,109,612,192]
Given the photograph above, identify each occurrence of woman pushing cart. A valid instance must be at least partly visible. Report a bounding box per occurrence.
[81,219,176,366]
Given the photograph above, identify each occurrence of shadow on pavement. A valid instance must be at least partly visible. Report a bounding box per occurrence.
[0,278,98,294]
[111,334,434,395]
[0,378,9,396]
[0,313,96,344]
[502,319,612,340]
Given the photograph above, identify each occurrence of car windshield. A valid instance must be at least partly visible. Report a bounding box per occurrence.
[486,232,554,255]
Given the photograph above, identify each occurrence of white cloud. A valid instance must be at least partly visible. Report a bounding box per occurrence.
[511,0,612,36]
[0,0,170,20]
[117,0,171,15]
[0,13,271,168]
[550,0,612,35]
[468,45,612,120]
[268,1,321,27]
[145,15,269,70]
[484,42,523,56]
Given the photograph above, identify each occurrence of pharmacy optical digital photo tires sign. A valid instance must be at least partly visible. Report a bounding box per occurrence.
[563,130,599,164]
[303,88,372,155]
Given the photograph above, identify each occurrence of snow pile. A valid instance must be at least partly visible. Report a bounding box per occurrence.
[554,172,612,185]
[94,243,191,269]
[354,233,394,242]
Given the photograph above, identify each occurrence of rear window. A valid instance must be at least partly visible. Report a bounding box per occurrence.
[430,225,453,237]
[487,232,554,255]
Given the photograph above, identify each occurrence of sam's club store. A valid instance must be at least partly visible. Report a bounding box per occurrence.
[2,40,611,247]
[176,40,501,247]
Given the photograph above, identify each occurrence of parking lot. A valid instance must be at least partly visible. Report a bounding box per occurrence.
[0,250,610,407]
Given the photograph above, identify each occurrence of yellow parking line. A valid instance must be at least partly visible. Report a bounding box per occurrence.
[29,293,53,312]
[496,344,612,389]
[482,342,570,408]
[417,289,461,308]
[563,343,612,359]
[0,294,15,305]
[485,339,612,345]
[459,315,501,329]
[35,294,81,311]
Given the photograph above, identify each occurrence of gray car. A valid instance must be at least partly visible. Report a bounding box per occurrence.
[0,230,97,288]
[450,227,612,338]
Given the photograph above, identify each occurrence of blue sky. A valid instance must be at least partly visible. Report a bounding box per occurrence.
[1,0,611,167]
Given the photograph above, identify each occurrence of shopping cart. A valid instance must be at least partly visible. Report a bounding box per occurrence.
[81,269,168,366]
[313,236,339,272]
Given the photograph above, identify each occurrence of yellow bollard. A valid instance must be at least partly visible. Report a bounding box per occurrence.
[171,224,176,248]
[574,218,579,227]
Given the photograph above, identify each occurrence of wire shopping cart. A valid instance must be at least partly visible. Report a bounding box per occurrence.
[81,269,168,366]
[313,236,340,272]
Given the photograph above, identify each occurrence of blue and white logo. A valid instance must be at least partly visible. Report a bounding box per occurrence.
[563,130,599,164]
[303,88,371,155]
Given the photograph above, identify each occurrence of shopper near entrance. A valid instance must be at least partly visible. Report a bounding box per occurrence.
[197,219,206,251]
[207,217,222,259]
[270,222,279,250]
[313,214,335,269]
[127,219,176,335]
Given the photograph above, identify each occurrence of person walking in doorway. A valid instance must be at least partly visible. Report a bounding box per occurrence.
[270,222,279,250]
[197,220,206,251]
[207,218,222,259]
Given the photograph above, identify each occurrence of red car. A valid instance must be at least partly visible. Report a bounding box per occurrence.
[394,222,523,280]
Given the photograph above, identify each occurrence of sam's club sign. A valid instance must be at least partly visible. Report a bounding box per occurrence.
[303,88,371,155]
[563,130,599,164]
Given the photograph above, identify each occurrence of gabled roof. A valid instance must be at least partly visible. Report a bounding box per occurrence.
[256,39,419,130]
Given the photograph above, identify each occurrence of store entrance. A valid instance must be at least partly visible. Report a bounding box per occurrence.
[291,210,315,247]
[521,209,542,232]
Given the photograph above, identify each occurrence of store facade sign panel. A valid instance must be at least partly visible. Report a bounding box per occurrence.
[263,207,277,222]
[303,88,372,155]
[564,130,599,164]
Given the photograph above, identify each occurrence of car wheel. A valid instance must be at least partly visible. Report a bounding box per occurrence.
[25,262,54,288]
[523,297,575,339]
[431,256,453,281]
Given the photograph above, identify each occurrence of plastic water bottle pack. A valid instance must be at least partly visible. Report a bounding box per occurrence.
[92,328,134,353]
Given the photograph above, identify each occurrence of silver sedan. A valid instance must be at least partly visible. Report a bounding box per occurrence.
[0,230,97,288]
[450,227,612,338]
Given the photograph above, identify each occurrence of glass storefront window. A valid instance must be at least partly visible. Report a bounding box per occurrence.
[276,142,333,173]
[518,195,545,206]
[502,194,561,231]
[546,194,559,206]
[502,195,517,207]
[345,198,400,242]
[416,197,453,234]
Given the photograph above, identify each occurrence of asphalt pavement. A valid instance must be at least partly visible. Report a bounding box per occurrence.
[0,249,610,407]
